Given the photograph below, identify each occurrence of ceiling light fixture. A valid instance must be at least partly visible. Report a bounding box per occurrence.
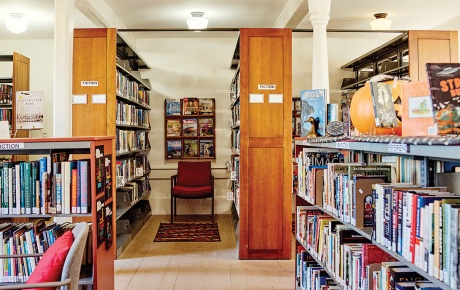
[187,12,208,30]
[5,13,28,33]
[370,13,392,30]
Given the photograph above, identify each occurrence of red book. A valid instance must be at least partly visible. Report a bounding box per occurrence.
[361,244,397,278]
[71,168,78,214]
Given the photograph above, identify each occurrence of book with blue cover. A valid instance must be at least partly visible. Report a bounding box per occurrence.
[300,89,327,137]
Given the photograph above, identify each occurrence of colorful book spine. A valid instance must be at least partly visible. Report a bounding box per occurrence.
[80,160,89,214]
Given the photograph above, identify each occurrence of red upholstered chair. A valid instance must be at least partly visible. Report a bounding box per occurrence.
[170,161,214,223]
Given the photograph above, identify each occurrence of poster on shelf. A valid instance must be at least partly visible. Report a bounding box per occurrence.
[96,196,105,248]
[15,91,44,130]
[105,202,113,250]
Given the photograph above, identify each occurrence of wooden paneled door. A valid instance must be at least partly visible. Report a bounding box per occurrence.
[238,28,292,259]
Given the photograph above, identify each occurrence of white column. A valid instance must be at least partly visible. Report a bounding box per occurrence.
[308,0,331,102]
[53,0,74,137]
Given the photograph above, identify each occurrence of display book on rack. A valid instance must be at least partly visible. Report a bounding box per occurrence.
[0,220,92,283]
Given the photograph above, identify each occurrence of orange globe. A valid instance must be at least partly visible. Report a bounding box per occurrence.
[350,81,404,135]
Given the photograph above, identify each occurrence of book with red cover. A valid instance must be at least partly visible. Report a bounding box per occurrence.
[401,81,436,136]
[426,63,460,135]
[361,244,397,278]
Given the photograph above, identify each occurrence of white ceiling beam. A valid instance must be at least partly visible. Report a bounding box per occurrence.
[273,0,309,28]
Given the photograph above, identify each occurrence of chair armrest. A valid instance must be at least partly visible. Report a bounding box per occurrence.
[0,278,71,289]
[211,175,214,187]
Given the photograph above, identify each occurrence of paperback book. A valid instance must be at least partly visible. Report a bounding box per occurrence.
[426,63,460,135]
[369,82,399,128]
[166,119,181,137]
[166,140,182,159]
[183,98,199,115]
[199,139,215,158]
[165,99,181,116]
[300,89,327,137]
[199,117,214,137]
[199,98,215,115]
[182,118,198,137]
[183,139,199,157]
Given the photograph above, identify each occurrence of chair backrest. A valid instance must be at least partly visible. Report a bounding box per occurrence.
[176,161,211,187]
[60,222,89,290]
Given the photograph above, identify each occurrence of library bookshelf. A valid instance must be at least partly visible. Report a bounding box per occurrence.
[0,136,114,290]
[294,136,460,290]
[72,28,152,258]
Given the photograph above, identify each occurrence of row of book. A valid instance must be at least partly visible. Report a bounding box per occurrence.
[231,129,240,152]
[0,157,91,216]
[116,176,150,207]
[115,129,149,154]
[166,117,214,138]
[165,98,215,116]
[166,139,215,159]
[0,221,91,283]
[0,108,12,127]
[230,155,240,216]
[231,101,240,127]
[0,85,12,105]
[116,100,150,128]
[115,155,150,188]
[116,70,151,107]
[296,207,445,290]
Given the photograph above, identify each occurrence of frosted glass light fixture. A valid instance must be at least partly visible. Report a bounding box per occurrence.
[5,13,28,33]
[370,13,392,30]
[187,12,208,30]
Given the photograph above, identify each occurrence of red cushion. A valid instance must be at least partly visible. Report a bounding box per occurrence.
[176,161,211,187]
[25,231,74,290]
[172,185,212,197]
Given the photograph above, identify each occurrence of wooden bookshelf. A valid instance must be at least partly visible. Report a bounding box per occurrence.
[237,28,292,259]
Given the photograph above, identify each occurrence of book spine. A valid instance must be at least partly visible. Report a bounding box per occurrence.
[449,208,458,288]
[397,191,404,255]
[55,173,62,214]
[438,203,444,281]
[391,190,398,252]
[80,161,88,214]
[71,168,77,214]
[76,162,81,214]
[443,204,451,284]
[2,164,8,214]
[19,163,25,214]
[7,167,12,215]
[31,164,37,214]
[39,158,46,214]
[23,162,31,215]
[11,167,16,215]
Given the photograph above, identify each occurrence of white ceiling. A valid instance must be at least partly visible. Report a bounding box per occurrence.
[0,0,459,40]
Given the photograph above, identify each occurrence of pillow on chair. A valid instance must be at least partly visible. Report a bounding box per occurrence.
[25,230,74,290]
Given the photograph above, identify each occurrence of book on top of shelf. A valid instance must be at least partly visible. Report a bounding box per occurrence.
[165,99,181,116]
[300,89,327,137]
[182,118,198,137]
[370,82,399,128]
[426,63,460,135]
[199,98,215,115]
[183,139,198,158]
[199,117,214,137]
[166,119,181,137]
[199,139,214,158]
[166,140,182,159]
[183,98,199,115]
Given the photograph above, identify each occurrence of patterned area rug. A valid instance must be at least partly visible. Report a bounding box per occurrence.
[154,222,221,242]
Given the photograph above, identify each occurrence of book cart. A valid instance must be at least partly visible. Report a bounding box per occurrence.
[0,136,115,290]
[294,135,460,290]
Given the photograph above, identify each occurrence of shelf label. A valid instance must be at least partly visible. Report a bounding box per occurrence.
[81,81,98,87]
[388,143,409,153]
[336,142,349,149]
[116,176,125,187]
[0,143,24,150]
[249,94,264,103]
[135,167,144,177]
[258,84,276,90]
[230,171,237,181]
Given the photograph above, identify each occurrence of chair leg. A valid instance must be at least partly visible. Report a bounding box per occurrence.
[211,195,214,223]
[174,198,177,217]
[170,196,173,223]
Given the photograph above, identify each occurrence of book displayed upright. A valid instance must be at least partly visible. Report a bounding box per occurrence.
[300,89,327,137]
[165,99,181,116]
[369,82,399,128]
[401,81,436,136]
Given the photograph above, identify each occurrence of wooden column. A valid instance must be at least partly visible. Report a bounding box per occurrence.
[239,28,292,259]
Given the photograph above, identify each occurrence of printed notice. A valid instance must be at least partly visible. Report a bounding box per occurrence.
[258,84,276,90]
[0,143,24,149]
[16,91,44,130]
[81,81,99,86]
[0,121,10,139]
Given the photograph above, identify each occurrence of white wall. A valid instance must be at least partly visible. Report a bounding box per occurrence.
[0,40,54,137]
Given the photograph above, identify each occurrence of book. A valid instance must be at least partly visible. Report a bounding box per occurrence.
[183,98,199,115]
[182,118,198,137]
[165,99,181,116]
[166,140,182,159]
[105,202,113,249]
[96,196,105,247]
[401,81,436,136]
[105,155,112,200]
[300,89,327,137]
[183,139,198,157]
[95,145,105,195]
[369,82,399,128]
[166,119,181,137]
[426,63,460,135]
[199,139,214,158]
[198,98,214,115]
[199,117,214,137]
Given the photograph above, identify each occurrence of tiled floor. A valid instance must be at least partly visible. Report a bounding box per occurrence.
[114,215,295,290]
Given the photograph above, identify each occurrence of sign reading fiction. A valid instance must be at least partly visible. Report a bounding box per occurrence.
[0,143,24,150]
[81,81,99,87]
[258,84,276,90]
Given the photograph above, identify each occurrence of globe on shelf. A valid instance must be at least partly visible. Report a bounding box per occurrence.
[349,80,404,136]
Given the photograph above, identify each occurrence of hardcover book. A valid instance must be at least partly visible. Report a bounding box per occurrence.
[199,98,215,115]
[426,63,460,135]
[183,98,199,115]
[166,140,182,159]
[182,118,198,137]
[370,82,399,128]
[300,89,327,137]
[166,119,181,137]
[165,99,181,116]
[199,117,214,137]
[401,81,436,136]
[183,139,199,157]
[199,139,214,158]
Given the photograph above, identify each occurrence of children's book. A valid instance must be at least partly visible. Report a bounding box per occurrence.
[165,99,181,116]
[401,81,436,136]
[370,82,399,128]
[426,63,460,135]
[183,98,199,115]
[300,89,327,137]
[199,98,215,115]
[166,140,182,159]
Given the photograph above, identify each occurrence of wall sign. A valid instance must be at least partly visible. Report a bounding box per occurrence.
[0,143,24,149]
[81,81,99,87]
[258,84,276,90]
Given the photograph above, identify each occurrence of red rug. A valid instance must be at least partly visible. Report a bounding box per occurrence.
[154,222,221,242]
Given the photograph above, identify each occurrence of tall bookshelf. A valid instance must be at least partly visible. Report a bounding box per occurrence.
[236,28,292,259]
[72,28,152,258]
[0,136,115,290]
[294,136,460,290]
